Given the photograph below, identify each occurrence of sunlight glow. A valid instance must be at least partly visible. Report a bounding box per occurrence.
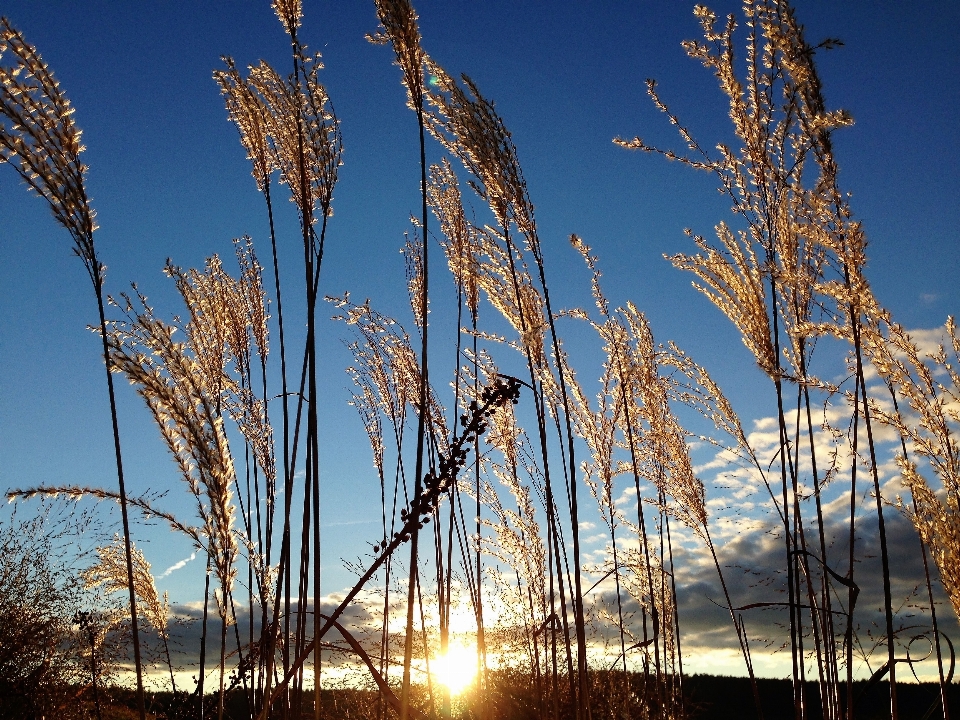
[432,644,477,696]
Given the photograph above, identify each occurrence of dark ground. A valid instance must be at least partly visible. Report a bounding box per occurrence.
[55,676,958,720]
[682,675,957,720]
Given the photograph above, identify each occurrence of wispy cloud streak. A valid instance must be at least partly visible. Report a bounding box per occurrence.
[158,552,196,579]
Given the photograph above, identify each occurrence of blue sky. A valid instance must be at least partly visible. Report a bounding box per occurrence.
[2,0,959,680]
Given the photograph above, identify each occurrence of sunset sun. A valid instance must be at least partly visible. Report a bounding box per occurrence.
[432,644,477,696]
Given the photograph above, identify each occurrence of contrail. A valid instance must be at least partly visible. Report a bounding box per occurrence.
[322,519,377,528]
[158,552,197,579]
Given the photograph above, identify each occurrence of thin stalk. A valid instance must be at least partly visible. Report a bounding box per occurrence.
[612,339,660,709]
[516,490,545,720]
[664,510,684,718]
[452,478,482,621]
[310,271,322,717]
[380,399,409,718]
[499,228,575,705]
[787,387,810,720]
[800,352,840,720]
[200,553,212,717]
[243,435,256,693]
[264,182,287,553]
[546,500,560,720]
[606,499,627,674]
[549,474,577,700]
[441,496,454,718]
[766,267,803,720]
[83,619,102,720]
[791,383,827,720]
[294,437,314,720]
[161,624,177,695]
[476,401,487,712]
[472,309,486,717]
[705,523,763,720]
[416,572,438,720]
[850,313,897,719]
[631,453,657,700]
[262,181,288,692]
[219,611,227,720]
[307,214,329,719]
[844,366,860,720]
[888,384,949,720]
[530,249,591,720]
[401,97,431,720]
[229,590,253,718]
[94,274,146,720]
[441,272,465,717]
[538,360,576,700]
[658,494,668,698]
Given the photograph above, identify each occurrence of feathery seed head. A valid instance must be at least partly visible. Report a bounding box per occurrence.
[426,62,539,258]
[214,57,277,193]
[83,536,169,635]
[0,18,99,283]
[245,55,341,226]
[428,159,481,318]
[372,0,426,111]
[272,0,302,37]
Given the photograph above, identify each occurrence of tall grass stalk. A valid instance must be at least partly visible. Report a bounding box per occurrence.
[888,382,949,720]
[0,19,147,720]
[860,312,960,716]
[368,3,431,717]
[613,3,929,718]
[424,55,593,718]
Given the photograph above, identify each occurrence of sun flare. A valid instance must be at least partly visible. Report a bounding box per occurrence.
[432,644,477,696]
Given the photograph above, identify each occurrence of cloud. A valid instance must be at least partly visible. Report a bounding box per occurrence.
[660,507,960,679]
[906,324,950,357]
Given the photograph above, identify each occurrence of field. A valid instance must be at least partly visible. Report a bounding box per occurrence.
[1,1,959,719]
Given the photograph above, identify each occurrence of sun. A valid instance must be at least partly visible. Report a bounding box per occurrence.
[432,644,477,696]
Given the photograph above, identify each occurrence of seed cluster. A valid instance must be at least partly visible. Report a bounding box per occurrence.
[373,375,521,554]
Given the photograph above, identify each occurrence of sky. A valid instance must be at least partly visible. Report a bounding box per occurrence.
[2,0,959,684]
